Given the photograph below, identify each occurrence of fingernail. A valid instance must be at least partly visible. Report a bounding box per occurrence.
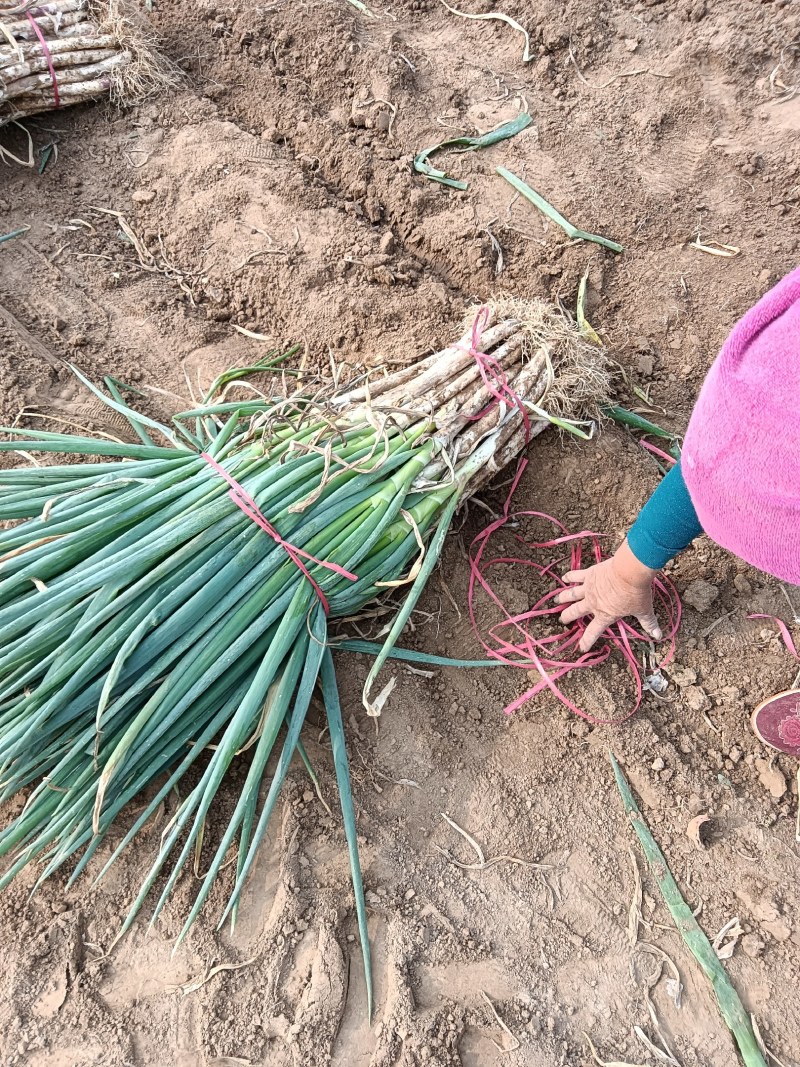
[653,629,662,641]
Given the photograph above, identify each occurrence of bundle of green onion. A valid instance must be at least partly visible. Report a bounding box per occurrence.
[0,300,607,1012]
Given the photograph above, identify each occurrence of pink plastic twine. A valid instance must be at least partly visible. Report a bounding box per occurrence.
[461,306,532,442]
[26,12,60,108]
[460,307,681,724]
[640,439,677,467]
[748,614,800,660]
[467,502,681,724]
[202,452,358,614]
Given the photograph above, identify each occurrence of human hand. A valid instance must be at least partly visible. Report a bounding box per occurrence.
[556,539,662,653]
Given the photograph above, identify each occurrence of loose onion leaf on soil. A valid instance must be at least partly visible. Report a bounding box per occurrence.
[0,226,30,244]
[601,406,673,440]
[602,405,681,463]
[497,165,624,253]
[610,753,768,1067]
[343,0,375,15]
[413,113,532,190]
[577,267,603,346]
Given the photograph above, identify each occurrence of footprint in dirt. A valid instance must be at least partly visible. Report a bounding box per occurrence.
[30,375,185,445]
[3,908,85,1061]
[33,382,141,442]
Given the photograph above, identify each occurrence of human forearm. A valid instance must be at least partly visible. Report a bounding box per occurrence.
[557,461,703,651]
[627,460,704,569]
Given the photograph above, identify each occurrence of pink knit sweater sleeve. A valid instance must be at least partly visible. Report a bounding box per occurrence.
[681,266,800,584]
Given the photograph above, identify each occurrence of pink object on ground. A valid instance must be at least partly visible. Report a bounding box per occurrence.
[751,689,800,757]
[463,307,684,725]
[682,266,800,584]
[466,500,682,724]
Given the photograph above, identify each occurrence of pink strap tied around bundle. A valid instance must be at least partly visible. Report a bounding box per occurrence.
[201,452,358,615]
[460,306,532,443]
[26,12,60,108]
[462,306,681,724]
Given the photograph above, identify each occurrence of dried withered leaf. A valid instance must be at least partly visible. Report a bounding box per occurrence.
[686,813,710,851]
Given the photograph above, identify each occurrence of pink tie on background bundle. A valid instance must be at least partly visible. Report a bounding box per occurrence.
[682,266,800,584]
[26,12,61,108]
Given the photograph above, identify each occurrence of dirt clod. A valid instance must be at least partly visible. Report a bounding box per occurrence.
[741,933,765,958]
[670,665,698,688]
[684,685,712,713]
[684,579,720,612]
[755,758,788,800]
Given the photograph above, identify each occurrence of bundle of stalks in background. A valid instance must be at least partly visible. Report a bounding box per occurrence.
[0,0,177,151]
[0,300,608,1013]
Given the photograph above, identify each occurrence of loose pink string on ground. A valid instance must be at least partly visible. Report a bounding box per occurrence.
[201,452,357,614]
[640,439,677,467]
[26,12,60,108]
[467,499,681,724]
[748,614,799,660]
[463,306,681,724]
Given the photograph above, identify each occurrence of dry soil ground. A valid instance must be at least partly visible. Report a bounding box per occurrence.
[1,0,800,1065]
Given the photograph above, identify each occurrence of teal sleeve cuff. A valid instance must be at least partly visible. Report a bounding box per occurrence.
[627,460,704,569]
